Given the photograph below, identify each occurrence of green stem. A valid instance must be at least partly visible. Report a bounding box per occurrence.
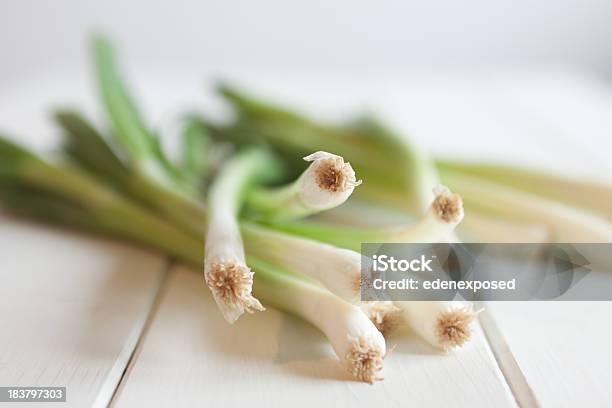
[91,35,184,189]
[208,146,283,217]
[246,182,302,220]
[440,170,612,243]
[5,162,202,263]
[180,118,210,186]
[438,160,612,221]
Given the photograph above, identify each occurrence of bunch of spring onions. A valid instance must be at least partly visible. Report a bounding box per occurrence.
[1,36,611,383]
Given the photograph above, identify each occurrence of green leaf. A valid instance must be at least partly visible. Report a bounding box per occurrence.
[55,110,127,180]
[92,35,156,162]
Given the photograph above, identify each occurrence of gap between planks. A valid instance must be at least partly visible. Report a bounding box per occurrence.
[91,260,173,408]
[477,303,539,408]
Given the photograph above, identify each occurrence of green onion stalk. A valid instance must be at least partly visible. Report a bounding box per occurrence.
[246,151,362,222]
[203,146,281,323]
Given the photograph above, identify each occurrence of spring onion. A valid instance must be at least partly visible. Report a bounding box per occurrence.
[214,85,419,211]
[264,186,464,251]
[204,147,281,322]
[398,301,476,350]
[92,35,181,186]
[459,211,550,243]
[242,223,368,304]
[252,258,386,383]
[180,118,211,187]
[360,301,402,337]
[0,137,202,262]
[56,111,207,235]
[246,151,361,221]
[441,171,612,243]
[439,160,612,221]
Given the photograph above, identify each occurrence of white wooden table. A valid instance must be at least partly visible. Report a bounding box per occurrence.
[0,68,611,407]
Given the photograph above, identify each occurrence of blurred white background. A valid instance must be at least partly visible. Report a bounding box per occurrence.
[2,0,612,89]
[2,0,612,181]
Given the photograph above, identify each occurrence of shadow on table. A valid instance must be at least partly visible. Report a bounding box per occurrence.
[136,264,449,383]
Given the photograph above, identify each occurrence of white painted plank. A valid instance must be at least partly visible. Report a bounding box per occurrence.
[114,265,516,408]
[0,215,167,407]
[0,74,169,407]
[486,302,612,408]
[478,71,612,408]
